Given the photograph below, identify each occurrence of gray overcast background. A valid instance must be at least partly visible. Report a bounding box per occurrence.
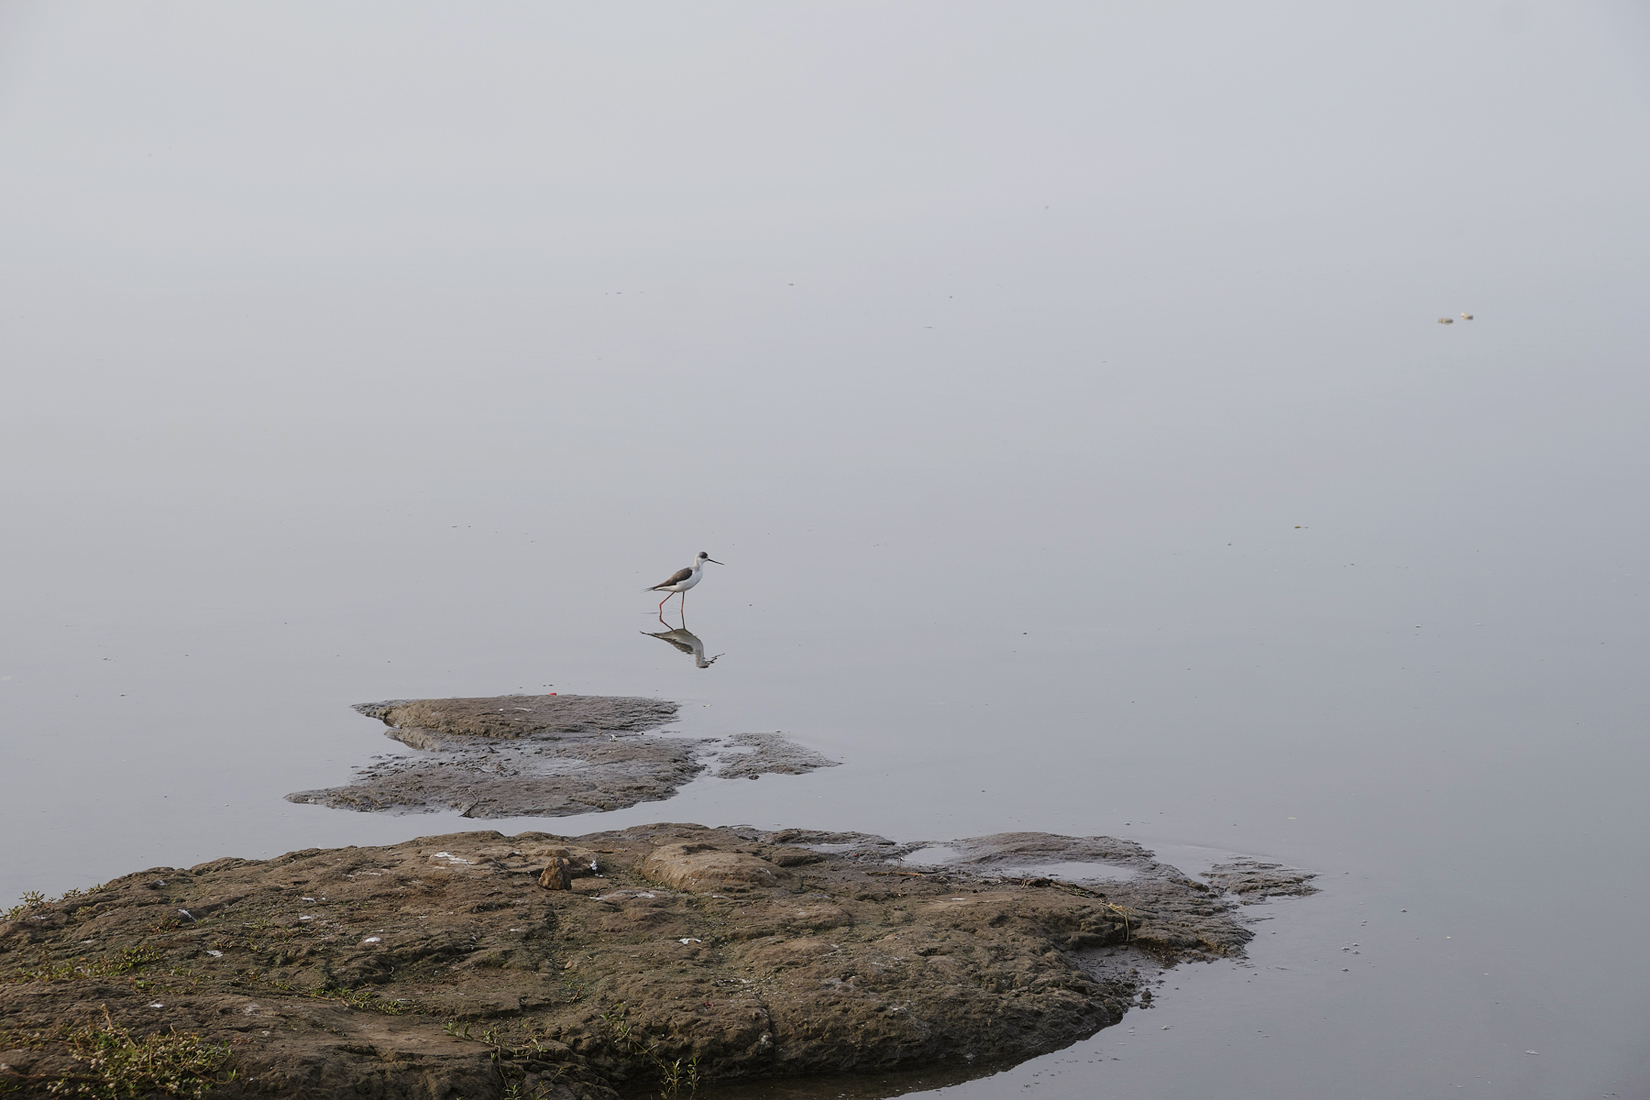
[2,4,1649,1098]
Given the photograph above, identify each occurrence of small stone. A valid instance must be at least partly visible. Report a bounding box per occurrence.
[538,855,575,891]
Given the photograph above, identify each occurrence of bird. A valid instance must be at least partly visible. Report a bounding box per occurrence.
[647,551,721,622]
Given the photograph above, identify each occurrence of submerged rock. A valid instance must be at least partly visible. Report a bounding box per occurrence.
[285,695,840,817]
[712,733,840,779]
[0,825,1313,1099]
[1203,858,1322,901]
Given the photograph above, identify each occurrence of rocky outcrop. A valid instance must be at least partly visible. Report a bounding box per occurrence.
[285,696,840,818]
[354,695,679,741]
[0,825,1313,1099]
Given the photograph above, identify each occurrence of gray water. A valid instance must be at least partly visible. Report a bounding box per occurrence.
[3,3,1648,1096]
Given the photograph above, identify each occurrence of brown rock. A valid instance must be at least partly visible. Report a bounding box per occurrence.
[0,824,1310,1099]
[538,854,575,890]
[287,695,840,818]
[358,693,679,739]
[641,842,797,892]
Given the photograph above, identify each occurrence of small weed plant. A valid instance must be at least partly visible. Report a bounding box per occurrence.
[4,884,103,923]
[41,1010,233,1098]
[601,1003,700,1098]
[4,946,164,985]
[2,892,48,921]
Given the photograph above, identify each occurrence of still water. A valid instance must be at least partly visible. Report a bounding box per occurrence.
[3,4,1648,1097]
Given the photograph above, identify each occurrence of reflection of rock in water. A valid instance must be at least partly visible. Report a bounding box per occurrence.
[643,625,721,667]
[0,824,1316,1100]
[286,694,838,817]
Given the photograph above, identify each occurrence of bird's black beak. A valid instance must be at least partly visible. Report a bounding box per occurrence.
[706,558,723,565]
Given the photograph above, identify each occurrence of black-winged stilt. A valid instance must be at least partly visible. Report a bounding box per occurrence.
[647,551,721,623]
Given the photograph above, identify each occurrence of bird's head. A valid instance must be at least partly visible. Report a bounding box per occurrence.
[698,551,723,566]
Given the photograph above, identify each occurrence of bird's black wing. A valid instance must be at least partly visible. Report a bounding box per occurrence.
[648,567,694,590]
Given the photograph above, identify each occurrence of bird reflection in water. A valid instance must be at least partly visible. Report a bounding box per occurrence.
[642,626,722,669]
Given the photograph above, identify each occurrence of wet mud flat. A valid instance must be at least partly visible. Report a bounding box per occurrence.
[286,695,840,817]
[0,825,1313,1099]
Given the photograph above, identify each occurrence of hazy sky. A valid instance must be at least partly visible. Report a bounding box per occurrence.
[3,3,1647,273]
[3,1,1647,519]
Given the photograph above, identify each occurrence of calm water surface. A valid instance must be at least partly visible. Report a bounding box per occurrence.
[2,5,1648,1097]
